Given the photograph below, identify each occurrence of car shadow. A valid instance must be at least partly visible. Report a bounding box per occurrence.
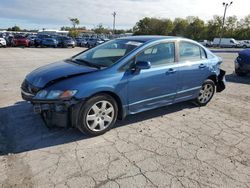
[0,101,196,155]
[226,73,250,85]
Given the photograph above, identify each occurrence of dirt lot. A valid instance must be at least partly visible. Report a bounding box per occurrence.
[0,47,250,188]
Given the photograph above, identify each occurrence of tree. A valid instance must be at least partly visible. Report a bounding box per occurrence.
[205,15,222,40]
[93,24,109,34]
[224,16,238,37]
[69,18,80,28]
[61,26,71,31]
[172,18,188,36]
[133,17,173,35]
[7,26,21,31]
[68,29,80,38]
[186,18,205,40]
[132,15,250,40]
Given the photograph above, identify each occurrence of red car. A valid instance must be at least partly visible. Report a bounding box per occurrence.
[12,35,30,47]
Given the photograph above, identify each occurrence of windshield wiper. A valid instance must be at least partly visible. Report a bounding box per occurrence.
[73,58,102,69]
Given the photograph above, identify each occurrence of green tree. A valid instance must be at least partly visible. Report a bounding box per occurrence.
[224,16,238,37]
[205,15,222,40]
[93,24,109,34]
[186,18,205,40]
[69,18,80,28]
[68,29,80,38]
[172,18,188,37]
[7,26,21,31]
[133,17,173,35]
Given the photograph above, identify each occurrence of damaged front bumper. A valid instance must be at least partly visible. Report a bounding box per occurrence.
[33,99,83,128]
[217,69,226,92]
[21,92,83,128]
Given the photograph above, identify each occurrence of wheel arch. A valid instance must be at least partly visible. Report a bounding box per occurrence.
[88,91,125,120]
[206,74,217,85]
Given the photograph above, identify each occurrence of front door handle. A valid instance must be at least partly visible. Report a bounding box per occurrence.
[166,68,176,75]
[199,64,206,69]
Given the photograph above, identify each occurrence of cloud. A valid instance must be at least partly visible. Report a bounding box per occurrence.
[0,0,249,29]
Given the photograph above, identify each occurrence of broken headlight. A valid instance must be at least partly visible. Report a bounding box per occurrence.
[35,90,77,100]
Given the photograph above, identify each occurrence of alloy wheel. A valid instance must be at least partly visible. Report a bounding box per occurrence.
[198,83,214,104]
[86,100,115,132]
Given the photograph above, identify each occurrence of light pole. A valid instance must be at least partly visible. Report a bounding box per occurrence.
[112,11,117,35]
[219,1,233,47]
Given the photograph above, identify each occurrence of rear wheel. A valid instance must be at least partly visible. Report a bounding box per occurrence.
[195,79,215,106]
[78,94,118,136]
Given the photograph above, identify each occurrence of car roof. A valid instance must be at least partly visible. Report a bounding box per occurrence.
[118,35,182,42]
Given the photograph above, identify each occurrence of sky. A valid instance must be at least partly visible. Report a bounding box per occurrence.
[0,0,249,30]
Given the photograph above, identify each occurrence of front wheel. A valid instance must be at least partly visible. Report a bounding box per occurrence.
[195,79,215,106]
[78,94,118,136]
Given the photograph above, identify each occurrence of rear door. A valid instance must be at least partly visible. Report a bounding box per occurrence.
[175,41,211,102]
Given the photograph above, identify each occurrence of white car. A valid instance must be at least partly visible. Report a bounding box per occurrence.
[238,41,250,48]
[0,38,6,47]
[213,38,239,48]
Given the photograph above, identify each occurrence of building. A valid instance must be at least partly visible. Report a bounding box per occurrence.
[38,29,68,36]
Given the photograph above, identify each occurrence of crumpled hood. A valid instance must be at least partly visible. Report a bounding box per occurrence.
[26,60,96,88]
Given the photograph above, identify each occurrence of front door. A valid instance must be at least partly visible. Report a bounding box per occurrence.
[127,42,179,114]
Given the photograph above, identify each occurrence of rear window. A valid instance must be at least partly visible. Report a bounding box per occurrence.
[179,42,207,61]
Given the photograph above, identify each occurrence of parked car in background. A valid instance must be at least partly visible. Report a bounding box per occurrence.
[235,49,250,76]
[75,37,83,46]
[198,40,213,47]
[237,40,250,48]
[12,35,30,47]
[86,38,105,48]
[21,36,226,136]
[27,35,37,46]
[56,36,76,48]
[5,35,14,47]
[34,34,51,47]
[213,38,239,48]
[0,38,6,47]
[41,38,58,48]
[80,38,89,47]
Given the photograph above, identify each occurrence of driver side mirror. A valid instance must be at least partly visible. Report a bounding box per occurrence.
[134,61,151,70]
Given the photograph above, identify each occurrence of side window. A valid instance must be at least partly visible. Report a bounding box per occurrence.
[179,42,206,61]
[136,42,175,67]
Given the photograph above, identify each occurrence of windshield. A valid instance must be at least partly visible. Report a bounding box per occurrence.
[73,39,143,67]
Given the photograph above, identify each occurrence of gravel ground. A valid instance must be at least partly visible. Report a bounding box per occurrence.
[0,47,249,188]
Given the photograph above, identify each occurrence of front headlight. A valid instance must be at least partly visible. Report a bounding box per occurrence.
[35,90,77,100]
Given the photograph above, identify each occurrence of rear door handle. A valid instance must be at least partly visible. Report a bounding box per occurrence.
[166,68,176,75]
[199,64,206,69]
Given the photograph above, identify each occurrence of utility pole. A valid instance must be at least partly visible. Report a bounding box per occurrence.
[219,1,233,47]
[112,11,117,35]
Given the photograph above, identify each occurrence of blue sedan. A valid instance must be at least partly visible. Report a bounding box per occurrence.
[235,49,250,76]
[21,36,226,136]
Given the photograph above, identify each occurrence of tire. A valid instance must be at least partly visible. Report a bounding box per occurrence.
[195,79,215,106]
[243,45,247,49]
[235,69,247,77]
[78,94,118,136]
